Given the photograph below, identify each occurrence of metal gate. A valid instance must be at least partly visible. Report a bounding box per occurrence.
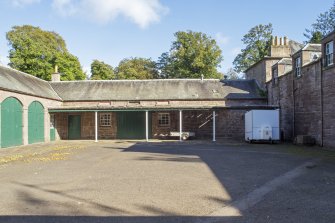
[1,97,23,148]
[28,101,45,144]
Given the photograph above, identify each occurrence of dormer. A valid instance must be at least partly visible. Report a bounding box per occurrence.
[291,43,321,78]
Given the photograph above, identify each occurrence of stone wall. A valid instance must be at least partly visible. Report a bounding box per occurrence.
[293,61,322,145]
[245,59,280,89]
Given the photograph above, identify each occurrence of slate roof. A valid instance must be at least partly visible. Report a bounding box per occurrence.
[0,65,61,100]
[302,43,321,52]
[50,79,265,101]
[277,58,292,65]
[0,65,265,102]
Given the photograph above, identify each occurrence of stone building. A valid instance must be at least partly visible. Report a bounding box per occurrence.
[0,65,268,148]
[247,33,335,149]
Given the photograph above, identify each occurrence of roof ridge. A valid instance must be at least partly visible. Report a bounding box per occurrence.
[49,78,222,83]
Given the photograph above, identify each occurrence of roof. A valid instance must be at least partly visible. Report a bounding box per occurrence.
[50,79,265,101]
[289,40,305,54]
[0,65,61,100]
[277,58,292,65]
[302,43,321,52]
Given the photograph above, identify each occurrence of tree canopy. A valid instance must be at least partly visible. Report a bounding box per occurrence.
[115,57,158,80]
[304,1,335,43]
[90,60,114,80]
[6,25,86,81]
[224,68,241,80]
[233,23,273,73]
[157,31,223,79]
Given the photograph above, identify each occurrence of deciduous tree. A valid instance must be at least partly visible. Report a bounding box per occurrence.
[6,25,86,80]
[90,60,114,80]
[233,24,273,73]
[304,1,335,43]
[157,31,223,79]
[115,57,158,79]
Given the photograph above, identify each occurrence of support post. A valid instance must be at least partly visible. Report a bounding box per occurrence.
[213,110,216,142]
[179,110,182,141]
[145,110,149,142]
[95,111,98,142]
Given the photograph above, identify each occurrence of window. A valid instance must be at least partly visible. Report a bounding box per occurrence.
[158,113,170,127]
[325,41,334,66]
[295,57,301,77]
[100,113,111,126]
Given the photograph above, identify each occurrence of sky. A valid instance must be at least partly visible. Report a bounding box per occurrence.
[0,0,333,76]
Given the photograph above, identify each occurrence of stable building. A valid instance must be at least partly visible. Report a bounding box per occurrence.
[0,65,268,148]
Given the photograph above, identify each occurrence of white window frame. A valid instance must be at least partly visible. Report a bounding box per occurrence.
[100,113,112,127]
[295,57,301,77]
[326,41,334,66]
[158,113,170,127]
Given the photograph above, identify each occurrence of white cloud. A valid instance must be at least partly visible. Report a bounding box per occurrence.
[215,33,230,45]
[11,0,40,7]
[52,0,169,28]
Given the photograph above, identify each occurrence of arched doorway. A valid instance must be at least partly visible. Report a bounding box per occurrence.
[1,97,23,148]
[28,101,44,144]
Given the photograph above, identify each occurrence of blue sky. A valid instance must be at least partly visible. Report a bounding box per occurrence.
[0,0,333,76]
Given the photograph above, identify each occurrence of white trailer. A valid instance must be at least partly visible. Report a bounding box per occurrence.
[245,110,280,142]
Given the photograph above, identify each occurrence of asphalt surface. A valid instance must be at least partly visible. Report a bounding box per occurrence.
[0,140,334,223]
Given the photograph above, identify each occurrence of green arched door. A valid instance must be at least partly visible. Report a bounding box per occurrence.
[1,97,23,148]
[28,101,44,144]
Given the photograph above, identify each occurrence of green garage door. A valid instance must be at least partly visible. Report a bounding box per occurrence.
[117,111,149,139]
[28,101,45,144]
[1,97,23,148]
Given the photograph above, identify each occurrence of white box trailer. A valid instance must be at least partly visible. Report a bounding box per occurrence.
[245,110,280,142]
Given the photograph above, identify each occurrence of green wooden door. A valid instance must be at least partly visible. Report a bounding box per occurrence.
[28,101,44,144]
[68,115,81,139]
[1,97,23,148]
[117,112,147,139]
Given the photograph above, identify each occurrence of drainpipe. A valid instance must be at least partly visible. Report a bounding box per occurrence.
[95,111,98,142]
[179,110,182,141]
[212,110,216,142]
[292,71,295,142]
[145,110,149,142]
[320,59,324,147]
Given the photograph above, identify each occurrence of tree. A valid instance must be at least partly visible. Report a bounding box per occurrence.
[157,31,223,79]
[233,24,273,73]
[115,57,158,80]
[6,25,86,81]
[90,60,114,80]
[224,68,241,80]
[304,1,335,43]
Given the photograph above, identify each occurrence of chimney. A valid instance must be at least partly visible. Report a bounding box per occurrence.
[51,65,60,82]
